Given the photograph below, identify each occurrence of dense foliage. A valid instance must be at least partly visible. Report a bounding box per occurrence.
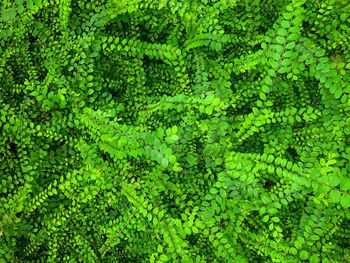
[1,0,350,262]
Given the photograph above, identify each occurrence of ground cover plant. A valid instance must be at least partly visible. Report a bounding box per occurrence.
[0,0,350,262]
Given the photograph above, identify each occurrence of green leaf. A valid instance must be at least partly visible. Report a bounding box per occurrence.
[220,189,227,198]
[262,85,270,93]
[206,107,213,115]
[300,250,309,260]
[171,134,179,141]
[285,42,295,49]
[277,28,288,36]
[271,217,280,222]
[329,176,340,187]
[309,254,320,263]
[157,244,163,253]
[212,97,220,107]
[329,190,341,203]
[340,194,350,209]
[276,36,285,44]
[334,88,342,99]
[283,13,292,20]
[281,20,290,28]
[184,227,191,235]
[2,8,16,21]
[265,76,273,85]
[210,188,218,195]
[204,95,214,105]
[161,158,169,168]
[169,155,176,164]
[340,178,350,191]
[186,155,197,166]
[260,92,266,100]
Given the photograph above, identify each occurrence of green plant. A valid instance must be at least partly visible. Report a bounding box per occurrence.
[0,0,349,262]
